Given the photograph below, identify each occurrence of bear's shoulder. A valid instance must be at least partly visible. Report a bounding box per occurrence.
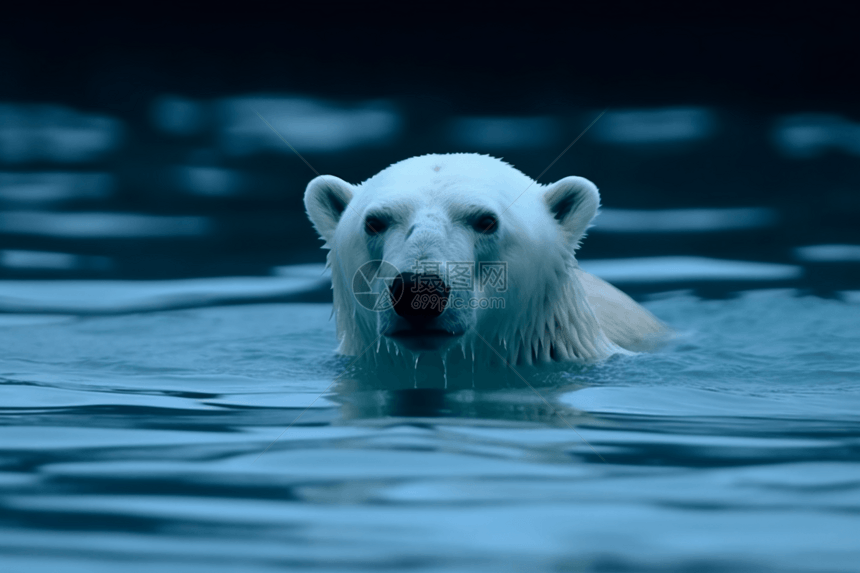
[575,268,672,352]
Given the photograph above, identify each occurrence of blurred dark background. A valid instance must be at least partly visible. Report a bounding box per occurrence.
[1,5,858,295]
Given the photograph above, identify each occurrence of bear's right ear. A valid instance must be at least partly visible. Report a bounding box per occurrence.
[304,175,355,243]
[543,176,601,249]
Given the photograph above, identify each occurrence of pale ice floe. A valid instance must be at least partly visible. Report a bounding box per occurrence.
[579,256,802,283]
[596,207,777,233]
[0,265,330,314]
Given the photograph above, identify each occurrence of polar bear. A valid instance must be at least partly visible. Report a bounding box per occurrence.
[304,153,669,367]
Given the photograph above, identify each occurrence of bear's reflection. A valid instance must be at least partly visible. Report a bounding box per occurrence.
[332,352,596,425]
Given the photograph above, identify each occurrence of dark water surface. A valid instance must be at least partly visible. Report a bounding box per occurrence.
[1,280,859,572]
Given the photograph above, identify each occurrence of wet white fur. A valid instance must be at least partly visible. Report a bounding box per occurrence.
[304,153,669,366]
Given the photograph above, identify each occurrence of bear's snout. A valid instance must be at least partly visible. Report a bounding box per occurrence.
[389,272,450,327]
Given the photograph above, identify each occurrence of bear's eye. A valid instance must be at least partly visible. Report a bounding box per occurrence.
[473,214,498,234]
[365,215,387,236]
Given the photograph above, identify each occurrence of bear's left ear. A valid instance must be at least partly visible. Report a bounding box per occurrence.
[304,175,355,244]
[543,176,600,248]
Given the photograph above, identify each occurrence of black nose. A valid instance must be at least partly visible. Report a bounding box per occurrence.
[389,272,449,325]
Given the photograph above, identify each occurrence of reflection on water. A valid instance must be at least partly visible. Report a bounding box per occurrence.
[0,172,114,204]
[794,244,860,262]
[0,249,111,272]
[1,287,859,571]
[595,207,777,233]
[773,113,860,158]
[448,116,561,149]
[0,104,123,164]
[579,256,802,283]
[591,107,716,144]
[336,387,596,428]
[218,96,402,154]
[151,94,208,137]
[0,211,212,239]
[171,165,245,198]
[1,96,858,290]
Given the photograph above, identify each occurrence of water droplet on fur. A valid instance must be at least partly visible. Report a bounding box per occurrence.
[441,353,448,390]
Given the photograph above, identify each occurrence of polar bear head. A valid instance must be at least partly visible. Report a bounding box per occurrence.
[304,153,608,364]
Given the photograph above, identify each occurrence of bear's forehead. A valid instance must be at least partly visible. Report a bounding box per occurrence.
[358,153,538,204]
